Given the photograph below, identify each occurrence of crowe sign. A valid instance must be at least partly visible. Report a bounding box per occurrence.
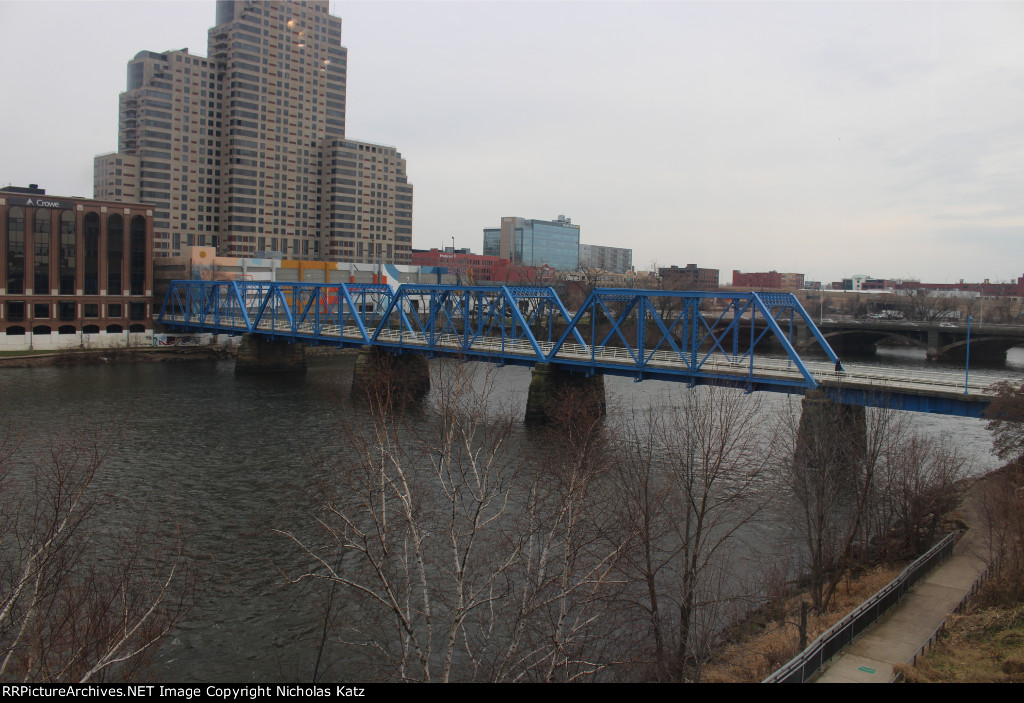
[19,197,69,209]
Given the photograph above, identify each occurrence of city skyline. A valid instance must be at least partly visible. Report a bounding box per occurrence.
[2,0,1022,283]
[91,0,413,262]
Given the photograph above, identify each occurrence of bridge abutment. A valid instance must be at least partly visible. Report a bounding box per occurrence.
[351,346,431,404]
[525,364,606,425]
[235,334,307,375]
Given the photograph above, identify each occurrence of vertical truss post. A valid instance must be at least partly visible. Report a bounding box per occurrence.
[750,297,756,378]
[732,299,740,359]
[690,298,699,372]
[637,296,646,369]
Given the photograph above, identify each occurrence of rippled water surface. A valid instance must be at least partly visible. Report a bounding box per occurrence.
[1,346,1020,680]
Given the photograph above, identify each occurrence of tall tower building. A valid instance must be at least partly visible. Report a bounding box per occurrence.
[95,0,413,264]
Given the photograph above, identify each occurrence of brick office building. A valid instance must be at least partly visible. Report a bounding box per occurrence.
[1,185,154,350]
[659,264,720,291]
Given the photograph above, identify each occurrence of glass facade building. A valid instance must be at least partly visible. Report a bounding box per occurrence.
[482,216,580,271]
[482,228,501,258]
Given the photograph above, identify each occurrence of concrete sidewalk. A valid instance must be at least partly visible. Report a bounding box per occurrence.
[815,491,992,683]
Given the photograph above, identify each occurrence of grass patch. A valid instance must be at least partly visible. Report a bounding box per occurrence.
[897,602,1024,683]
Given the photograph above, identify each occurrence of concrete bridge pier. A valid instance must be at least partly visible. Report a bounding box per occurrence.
[795,390,867,473]
[794,323,813,350]
[351,346,431,405]
[525,363,606,425]
[235,333,307,375]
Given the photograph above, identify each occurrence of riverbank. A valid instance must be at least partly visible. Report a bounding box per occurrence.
[895,460,1024,683]
[704,564,906,682]
[0,342,360,369]
[706,464,1015,683]
[0,345,235,368]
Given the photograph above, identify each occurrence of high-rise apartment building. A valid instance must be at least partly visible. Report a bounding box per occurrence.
[95,0,413,264]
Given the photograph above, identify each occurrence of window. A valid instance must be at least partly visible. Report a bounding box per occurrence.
[129,216,147,295]
[62,213,85,295]
[84,213,99,295]
[33,209,50,294]
[33,303,49,319]
[7,207,25,294]
[6,301,25,322]
[108,214,123,293]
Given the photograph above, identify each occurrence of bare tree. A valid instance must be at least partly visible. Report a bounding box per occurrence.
[984,381,1024,465]
[987,295,1020,324]
[0,421,196,682]
[979,467,1024,595]
[782,394,967,613]
[279,361,628,682]
[613,386,778,681]
[783,395,895,613]
[899,290,961,322]
[870,434,968,557]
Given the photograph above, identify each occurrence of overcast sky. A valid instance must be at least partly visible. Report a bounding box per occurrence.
[2,0,1022,284]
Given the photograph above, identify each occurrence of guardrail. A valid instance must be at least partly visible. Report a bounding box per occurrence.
[763,531,960,684]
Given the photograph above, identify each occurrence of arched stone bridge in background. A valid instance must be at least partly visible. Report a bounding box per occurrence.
[801,319,1024,362]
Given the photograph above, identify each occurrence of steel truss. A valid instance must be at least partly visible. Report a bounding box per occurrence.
[159,281,843,393]
[158,280,394,344]
[370,284,587,359]
[546,288,839,392]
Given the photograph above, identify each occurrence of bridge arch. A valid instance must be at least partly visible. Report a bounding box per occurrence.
[933,335,1024,362]
[817,329,927,355]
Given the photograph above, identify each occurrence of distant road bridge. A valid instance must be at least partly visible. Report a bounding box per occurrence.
[157,281,1003,418]
[808,319,1024,362]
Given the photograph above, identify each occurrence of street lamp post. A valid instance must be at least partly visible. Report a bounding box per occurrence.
[964,315,973,394]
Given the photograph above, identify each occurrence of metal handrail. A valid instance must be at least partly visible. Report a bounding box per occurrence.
[763,531,960,684]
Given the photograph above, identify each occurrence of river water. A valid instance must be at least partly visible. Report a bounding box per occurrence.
[1,345,1020,681]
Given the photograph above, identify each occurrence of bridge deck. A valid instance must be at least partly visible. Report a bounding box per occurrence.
[161,311,998,406]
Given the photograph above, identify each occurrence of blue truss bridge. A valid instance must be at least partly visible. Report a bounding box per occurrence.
[157,281,1001,418]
